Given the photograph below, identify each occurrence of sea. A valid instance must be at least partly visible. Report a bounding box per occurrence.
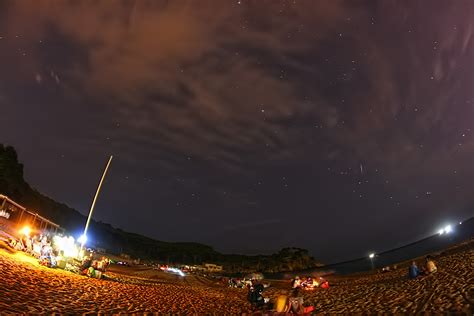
[270,217,473,278]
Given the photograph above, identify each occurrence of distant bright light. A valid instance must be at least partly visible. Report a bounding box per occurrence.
[20,226,31,236]
[438,224,453,236]
[53,235,78,257]
[444,225,452,234]
[459,221,462,225]
[167,267,185,277]
[369,253,375,259]
[78,234,87,245]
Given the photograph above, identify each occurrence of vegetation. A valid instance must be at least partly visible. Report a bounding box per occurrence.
[0,144,322,272]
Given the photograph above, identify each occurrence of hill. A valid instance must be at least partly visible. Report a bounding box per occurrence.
[0,144,321,272]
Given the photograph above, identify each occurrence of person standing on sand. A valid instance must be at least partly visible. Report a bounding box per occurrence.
[408,261,420,279]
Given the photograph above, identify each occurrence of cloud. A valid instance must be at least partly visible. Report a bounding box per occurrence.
[2,1,356,170]
[2,1,474,259]
[4,0,474,181]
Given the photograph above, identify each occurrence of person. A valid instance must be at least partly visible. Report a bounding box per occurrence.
[96,257,107,272]
[10,237,25,251]
[24,236,33,254]
[275,294,289,313]
[425,256,437,274]
[32,238,42,258]
[80,254,93,272]
[235,278,242,288]
[291,276,301,289]
[287,288,314,314]
[408,261,420,279]
[320,278,330,289]
[247,283,269,310]
[301,277,308,288]
[86,266,102,279]
[39,247,53,267]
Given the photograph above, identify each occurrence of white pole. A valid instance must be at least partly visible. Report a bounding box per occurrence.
[81,155,113,248]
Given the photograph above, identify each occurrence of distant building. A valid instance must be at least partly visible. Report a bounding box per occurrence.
[186,265,205,272]
[203,263,223,273]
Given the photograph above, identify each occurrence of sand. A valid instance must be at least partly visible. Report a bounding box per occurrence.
[0,240,472,314]
[0,249,247,314]
[265,244,473,314]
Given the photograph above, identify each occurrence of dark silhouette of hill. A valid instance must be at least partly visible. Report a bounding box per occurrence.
[0,144,320,272]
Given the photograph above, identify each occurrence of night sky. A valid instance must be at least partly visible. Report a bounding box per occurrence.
[1,1,473,262]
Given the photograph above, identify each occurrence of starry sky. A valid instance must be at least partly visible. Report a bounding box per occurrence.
[1,0,473,262]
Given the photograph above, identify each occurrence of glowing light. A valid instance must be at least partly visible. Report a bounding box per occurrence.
[78,234,87,245]
[444,225,452,234]
[369,253,375,259]
[167,267,185,277]
[53,235,79,258]
[438,229,444,235]
[20,226,31,236]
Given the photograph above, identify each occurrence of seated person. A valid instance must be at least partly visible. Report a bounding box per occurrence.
[287,288,315,314]
[275,294,289,313]
[32,240,42,258]
[408,261,420,279]
[24,237,33,253]
[39,243,53,267]
[425,256,437,274]
[80,255,93,272]
[86,266,99,278]
[291,276,301,289]
[247,283,269,309]
[320,279,330,289]
[8,238,17,248]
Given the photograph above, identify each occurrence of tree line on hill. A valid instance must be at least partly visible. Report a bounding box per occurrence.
[0,144,322,273]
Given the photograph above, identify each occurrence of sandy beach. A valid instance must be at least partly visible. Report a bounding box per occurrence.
[0,240,472,314]
[266,240,473,314]
[0,248,248,314]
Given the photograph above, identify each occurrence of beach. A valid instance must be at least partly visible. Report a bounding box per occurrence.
[0,240,472,314]
[0,248,248,314]
[266,240,473,314]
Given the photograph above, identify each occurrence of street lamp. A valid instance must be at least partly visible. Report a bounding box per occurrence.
[444,225,452,234]
[369,253,375,270]
[20,226,31,236]
[78,234,87,245]
[438,224,453,236]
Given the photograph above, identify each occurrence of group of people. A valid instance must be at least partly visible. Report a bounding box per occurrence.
[228,277,253,288]
[8,232,111,279]
[291,275,330,290]
[409,255,438,279]
[9,234,58,267]
[274,288,315,314]
[247,282,315,314]
[79,254,110,279]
